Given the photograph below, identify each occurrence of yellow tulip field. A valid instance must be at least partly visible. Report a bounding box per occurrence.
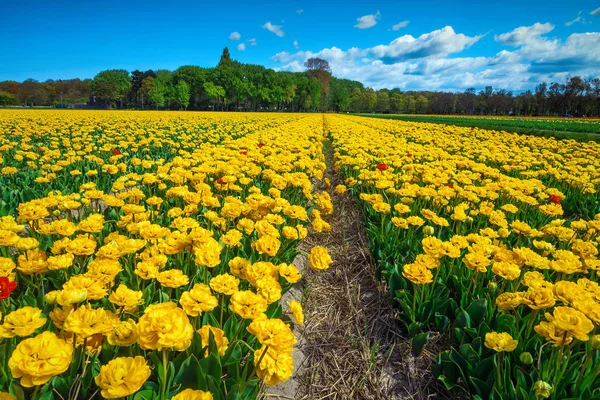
[1,109,600,399]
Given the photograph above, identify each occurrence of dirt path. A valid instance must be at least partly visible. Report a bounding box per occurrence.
[293,132,448,399]
[262,117,451,400]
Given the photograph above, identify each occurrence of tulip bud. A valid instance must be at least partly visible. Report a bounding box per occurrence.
[423,226,435,236]
[519,352,533,365]
[591,334,600,350]
[44,290,59,305]
[488,282,498,291]
[534,381,553,399]
[53,210,62,217]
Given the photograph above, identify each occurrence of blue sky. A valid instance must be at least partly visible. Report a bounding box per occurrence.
[1,0,599,91]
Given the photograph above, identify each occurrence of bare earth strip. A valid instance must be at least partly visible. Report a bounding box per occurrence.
[278,139,453,400]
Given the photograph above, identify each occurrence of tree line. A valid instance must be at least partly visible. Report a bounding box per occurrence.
[1,48,599,116]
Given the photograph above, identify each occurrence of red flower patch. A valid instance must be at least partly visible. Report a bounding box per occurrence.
[0,277,17,299]
[376,163,388,171]
[111,149,121,155]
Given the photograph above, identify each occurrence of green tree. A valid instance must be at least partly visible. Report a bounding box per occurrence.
[92,69,131,107]
[173,80,190,110]
[203,81,225,110]
[92,81,120,108]
[148,70,171,109]
[375,90,390,113]
[389,92,405,113]
[173,66,209,108]
[363,88,377,113]
[140,77,155,109]
[415,94,429,113]
[0,91,17,106]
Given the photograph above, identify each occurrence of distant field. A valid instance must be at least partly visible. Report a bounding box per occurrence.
[357,114,600,140]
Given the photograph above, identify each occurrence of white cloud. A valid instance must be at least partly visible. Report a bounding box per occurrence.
[566,11,588,26]
[293,40,299,49]
[354,11,381,29]
[247,38,257,46]
[591,7,600,16]
[494,22,554,46]
[228,32,241,40]
[370,26,482,63]
[297,9,304,14]
[237,43,246,51]
[262,21,285,37]
[271,24,600,92]
[391,20,410,31]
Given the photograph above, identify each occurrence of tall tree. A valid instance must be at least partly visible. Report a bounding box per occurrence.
[305,57,332,96]
[173,80,190,110]
[92,69,131,108]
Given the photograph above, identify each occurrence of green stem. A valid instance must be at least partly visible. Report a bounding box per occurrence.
[496,352,502,391]
[220,294,225,328]
[575,349,593,393]
[160,349,169,400]
[231,317,246,343]
[241,345,269,394]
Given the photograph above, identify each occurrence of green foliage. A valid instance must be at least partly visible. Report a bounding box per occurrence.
[0,91,17,106]
[173,80,191,110]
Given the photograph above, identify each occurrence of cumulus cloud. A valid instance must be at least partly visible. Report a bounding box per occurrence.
[494,22,554,46]
[354,11,381,29]
[591,7,600,16]
[262,21,285,37]
[237,43,246,51]
[271,24,600,92]
[228,32,241,40]
[370,26,482,63]
[247,38,257,46]
[293,40,299,49]
[391,20,410,30]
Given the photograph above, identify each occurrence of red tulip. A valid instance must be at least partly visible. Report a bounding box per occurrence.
[257,143,264,148]
[240,151,247,155]
[111,149,121,155]
[217,177,224,184]
[376,163,388,171]
[446,184,454,189]
[407,153,412,157]
[0,277,17,299]
[550,195,561,205]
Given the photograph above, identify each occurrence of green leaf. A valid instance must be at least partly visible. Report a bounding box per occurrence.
[470,376,491,398]
[37,392,54,400]
[411,332,430,357]
[435,312,449,331]
[199,353,222,384]
[9,383,26,400]
[466,299,488,326]
[226,385,242,400]
[454,309,471,330]
[459,344,480,367]
[134,389,156,400]
[173,355,202,390]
